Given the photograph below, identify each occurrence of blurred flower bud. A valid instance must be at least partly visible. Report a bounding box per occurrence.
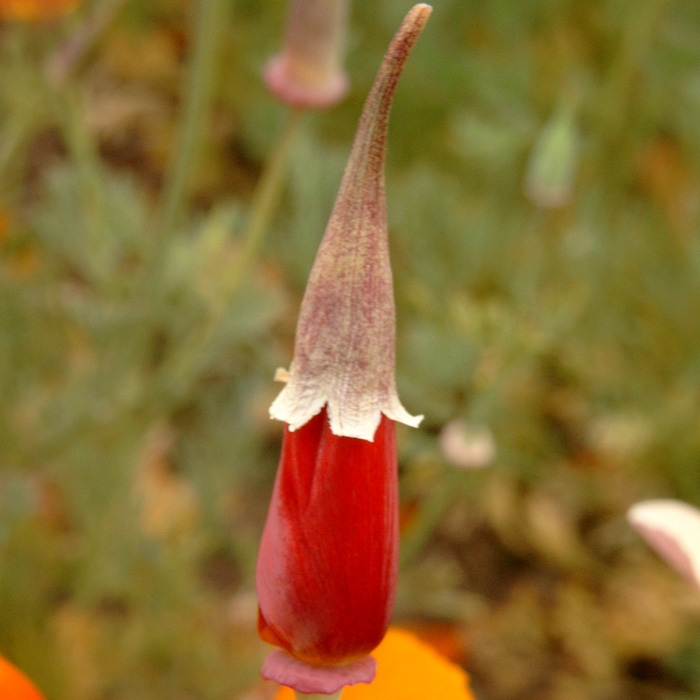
[524,103,579,208]
[439,420,495,470]
[628,499,700,588]
[265,0,351,109]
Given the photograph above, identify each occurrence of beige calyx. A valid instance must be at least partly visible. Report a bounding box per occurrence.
[269,5,430,442]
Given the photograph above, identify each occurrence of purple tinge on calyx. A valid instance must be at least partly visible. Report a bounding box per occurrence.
[269,4,430,441]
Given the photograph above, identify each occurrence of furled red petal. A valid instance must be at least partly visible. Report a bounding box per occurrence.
[269,4,431,440]
[256,408,398,667]
[261,648,377,694]
[628,499,700,587]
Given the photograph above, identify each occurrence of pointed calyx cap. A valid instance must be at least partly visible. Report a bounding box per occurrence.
[271,4,430,441]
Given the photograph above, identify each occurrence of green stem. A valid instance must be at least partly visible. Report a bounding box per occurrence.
[57,90,108,239]
[160,0,226,235]
[46,0,130,84]
[155,109,303,397]
[400,469,461,567]
[0,113,37,190]
[294,691,342,700]
[223,108,303,297]
[597,0,670,139]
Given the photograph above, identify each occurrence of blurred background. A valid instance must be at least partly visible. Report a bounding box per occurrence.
[2,0,700,698]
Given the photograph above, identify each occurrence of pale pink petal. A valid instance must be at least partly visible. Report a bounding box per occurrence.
[265,55,348,110]
[627,499,700,587]
[260,649,377,694]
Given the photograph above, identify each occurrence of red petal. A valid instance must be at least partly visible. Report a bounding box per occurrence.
[256,408,398,666]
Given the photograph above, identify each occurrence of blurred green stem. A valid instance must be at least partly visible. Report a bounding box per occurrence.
[224,108,303,297]
[400,469,461,567]
[56,90,109,240]
[0,28,40,188]
[597,0,670,139]
[160,0,226,235]
[156,109,303,396]
[46,0,130,84]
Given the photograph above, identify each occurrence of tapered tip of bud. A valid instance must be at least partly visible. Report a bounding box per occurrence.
[265,54,349,110]
[261,648,377,694]
[407,4,433,28]
[268,4,430,442]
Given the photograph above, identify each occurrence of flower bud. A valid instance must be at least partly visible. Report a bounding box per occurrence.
[439,420,495,470]
[265,0,350,109]
[256,5,430,694]
[524,102,579,208]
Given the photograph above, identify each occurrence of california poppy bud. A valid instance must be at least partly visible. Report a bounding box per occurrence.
[265,0,351,109]
[256,4,430,694]
[524,101,580,209]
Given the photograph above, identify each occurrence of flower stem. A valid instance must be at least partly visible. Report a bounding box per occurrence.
[46,0,129,84]
[400,469,461,567]
[294,692,343,700]
[223,108,303,297]
[153,109,302,397]
[160,0,226,235]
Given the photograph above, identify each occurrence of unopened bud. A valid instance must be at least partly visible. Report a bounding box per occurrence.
[524,103,579,208]
[439,420,495,470]
[265,0,350,110]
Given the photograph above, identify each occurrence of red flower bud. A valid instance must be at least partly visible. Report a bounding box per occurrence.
[256,4,431,694]
[257,408,397,692]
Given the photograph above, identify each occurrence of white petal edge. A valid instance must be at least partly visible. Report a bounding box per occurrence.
[627,498,700,588]
[269,381,422,442]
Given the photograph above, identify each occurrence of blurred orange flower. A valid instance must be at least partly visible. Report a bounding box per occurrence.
[0,0,80,21]
[0,655,45,700]
[273,628,474,700]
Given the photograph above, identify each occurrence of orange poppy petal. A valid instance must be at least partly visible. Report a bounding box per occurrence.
[273,628,474,700]
[0,655,46,700]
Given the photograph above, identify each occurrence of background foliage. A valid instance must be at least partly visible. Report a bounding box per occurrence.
[2,0,700,698]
